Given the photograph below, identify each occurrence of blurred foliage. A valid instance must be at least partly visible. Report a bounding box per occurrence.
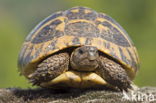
[0,0,155,88]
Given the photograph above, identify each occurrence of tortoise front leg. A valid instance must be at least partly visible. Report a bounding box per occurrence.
[98,56,132,91]
[28,53,69,86]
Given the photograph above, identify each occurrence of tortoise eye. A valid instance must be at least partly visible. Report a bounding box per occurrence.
[79,49,84,54]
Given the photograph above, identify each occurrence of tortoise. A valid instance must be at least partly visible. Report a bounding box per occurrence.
[18,6,139,91]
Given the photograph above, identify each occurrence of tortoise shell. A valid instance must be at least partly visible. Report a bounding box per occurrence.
[18,6,139,80]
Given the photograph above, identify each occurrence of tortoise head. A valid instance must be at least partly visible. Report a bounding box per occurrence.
[70,46,99,71]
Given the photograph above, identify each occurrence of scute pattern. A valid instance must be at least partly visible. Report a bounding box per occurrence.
[119,47,131,66]
[65,22,99,38]
[18,6,139,77]
[32,19,64,43]
[26,12,63,42]
[65,7,97,21]
[100,21,130,47]
[126,48,138,71]
[98,13,134,46]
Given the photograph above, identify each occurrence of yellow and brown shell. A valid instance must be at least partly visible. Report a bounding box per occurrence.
[18,6,139,81]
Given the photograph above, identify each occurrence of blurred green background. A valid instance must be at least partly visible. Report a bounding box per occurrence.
[0,0,156,88]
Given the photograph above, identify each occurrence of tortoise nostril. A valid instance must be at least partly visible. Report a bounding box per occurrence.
[88,53,97,60]
[88,50,99,60]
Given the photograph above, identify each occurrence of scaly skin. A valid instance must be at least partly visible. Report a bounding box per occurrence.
[28,46,132,91]
[98,56,132,91]
[28,53,69,86]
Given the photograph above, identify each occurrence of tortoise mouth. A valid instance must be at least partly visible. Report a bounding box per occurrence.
[40,70,108,88]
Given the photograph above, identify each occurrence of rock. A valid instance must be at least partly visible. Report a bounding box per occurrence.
[0,87,156,103]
